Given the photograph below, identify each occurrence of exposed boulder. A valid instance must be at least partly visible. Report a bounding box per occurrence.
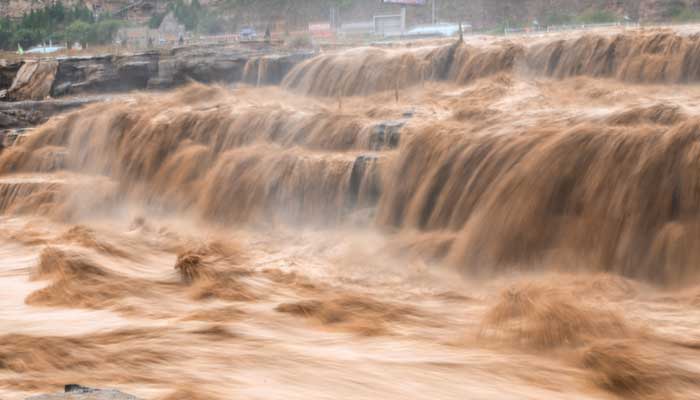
[7,60,59,101]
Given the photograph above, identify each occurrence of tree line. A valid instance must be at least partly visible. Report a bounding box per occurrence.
[0,1,121,50]
[150,0,231,35]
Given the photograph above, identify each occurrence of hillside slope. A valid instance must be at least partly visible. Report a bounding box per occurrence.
[0,0,696,28]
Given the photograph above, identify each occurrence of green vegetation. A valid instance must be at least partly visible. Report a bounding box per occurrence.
[490,19,523,34]
[574,9,618,24]
[168,0,229,35]
[672,9,700,22]
[0,1,122,51]
[198,12,228,35]
[288,33,312,48]
[148,13,166,29]
[535,9,618,29]
[65,20,91,48]
[171,0,202,31]
[221,0,353,10]
[665,3,700,22]
[542,11,574,27]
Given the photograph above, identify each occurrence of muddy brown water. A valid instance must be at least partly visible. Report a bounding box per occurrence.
[1,30,700,400]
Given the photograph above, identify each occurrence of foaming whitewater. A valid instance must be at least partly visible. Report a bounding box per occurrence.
[284,30,700,97]
[1,29,700,400]
[5,84,700,284]
[282,41,519,96]
[379,120,700,285]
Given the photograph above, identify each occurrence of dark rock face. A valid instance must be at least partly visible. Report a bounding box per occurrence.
[52,52,160,96]
[369,120,404,150]
[1,45,312,102]
[7,60,58,101]
[48,46,310,97]
[150,46,312,88]
[0,128,30,149]
[0,109,38,129]
[349,154,383,208]
[349,118,410,209]
[0,97,103,130]
[0,60,22,91]
[148,45,248,88]
[64,385,100,393]
[0,45,312,129]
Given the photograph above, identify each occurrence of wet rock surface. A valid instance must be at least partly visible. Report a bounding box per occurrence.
[369,120,405,150]
[0,97,105,130]
[0,45,312,100]
[349,154,382,208]
[0,60,21,89]
[0,44,311,129]
[52,53,160,97]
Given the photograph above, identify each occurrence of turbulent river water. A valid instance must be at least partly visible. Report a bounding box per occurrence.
[1,29,700,399]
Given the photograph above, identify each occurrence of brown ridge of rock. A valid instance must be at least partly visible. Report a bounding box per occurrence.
[7,60,58,102]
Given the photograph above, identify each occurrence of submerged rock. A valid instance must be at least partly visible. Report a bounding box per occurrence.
[349,154,382,208]
[26,385,142,400]
[368,120,405,150]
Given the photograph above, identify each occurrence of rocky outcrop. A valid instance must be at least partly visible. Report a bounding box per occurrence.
[1,45,312,101]
[349,154,382,208]
[7,60,58,101]
[0,97,103,129]
[26,385,142,400]
[0,45,311,129]
[369,120,405,151]
[147,45,250,89]
[149,45,311,88]
[0,60,22,90]
[52,52,160,97]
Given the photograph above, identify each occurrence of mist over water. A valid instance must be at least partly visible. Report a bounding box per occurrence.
[1,29,700,399]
